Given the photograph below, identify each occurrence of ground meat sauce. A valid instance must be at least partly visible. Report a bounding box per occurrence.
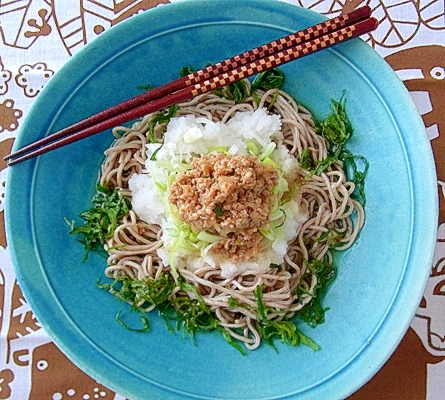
[169,153,279,261]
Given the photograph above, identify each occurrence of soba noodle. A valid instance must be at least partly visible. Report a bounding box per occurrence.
[96,80,365,351]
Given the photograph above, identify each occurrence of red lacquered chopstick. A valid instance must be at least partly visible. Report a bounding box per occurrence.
[5,5,371,164]
[6,11,377,166]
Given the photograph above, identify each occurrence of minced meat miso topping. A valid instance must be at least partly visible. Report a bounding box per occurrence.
[128,108,309,279]
[169,153,279,261]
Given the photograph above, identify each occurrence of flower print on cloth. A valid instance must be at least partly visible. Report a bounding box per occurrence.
[0,167,8,213]
[15,63,54,98]
[0,100,22,134]
[0,59,12,96]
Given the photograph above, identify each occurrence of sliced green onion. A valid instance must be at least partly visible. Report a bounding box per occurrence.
[259,142,276,160]
[154,181,167,192]
[262,156,279,169]
[179,231,200,251]
[259,228,275,242]
[269,208,285,221]
[247,140,260,155]
[208,146,229,154]
[196,231,223,243]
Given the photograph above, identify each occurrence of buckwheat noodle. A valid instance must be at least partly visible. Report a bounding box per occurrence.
[99,81,364,350]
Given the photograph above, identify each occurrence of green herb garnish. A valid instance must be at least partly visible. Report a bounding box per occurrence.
[254,285,320,351]
[228,296,240,309]
[66,185,131,261]
[172,294,219,339]
[220,328,247,355]
[301,92,368,206]
[300,148,315,170]
[214,204,224,217]
[180,66,195,77]
[97,273,176,310]
[318,91,352,146]
[313,92,352,176]
[116,310,150,332]
[251,68,285,92]
[296,258,336,327]
[147,104,178,144]
[99,274,247,353]
[213,80,250,103]
[251,68,285,105]
[339,148,369,206]
[137,83,154,91]
[314,229,343,249]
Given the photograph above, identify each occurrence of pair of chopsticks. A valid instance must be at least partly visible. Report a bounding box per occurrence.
[6,6,377,166]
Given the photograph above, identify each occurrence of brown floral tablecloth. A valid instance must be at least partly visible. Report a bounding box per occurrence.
[0,0,444,399]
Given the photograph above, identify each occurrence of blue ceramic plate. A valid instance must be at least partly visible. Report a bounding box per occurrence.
[6,0,438,399]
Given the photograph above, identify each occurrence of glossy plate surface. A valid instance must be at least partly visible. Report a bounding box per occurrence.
[6,1,438,399]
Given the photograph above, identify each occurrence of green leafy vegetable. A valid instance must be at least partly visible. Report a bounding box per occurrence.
[299,148,315,170]
[172,294,219,338]
[147,104,178,144]
[137,83,154,91]
[296,259,336,327]
[180,66,195,77]
[301,92,368,206]
[314,229,343,249]
[317,91,352,146]
[116,310,150,332]
[220,328,247,355]
[228,296,240,309]
[214,204,224,217]
[312,92,352,177]
[66,185,131,261]
[251,68,285,92]
[99,273,247,353]
[254,285,320,351]
[213,80,250,103]
[180,66,251,104]
[313,145,342,176]
[339,148,369,206]
[97,273,176,310]
[251,68,285,106]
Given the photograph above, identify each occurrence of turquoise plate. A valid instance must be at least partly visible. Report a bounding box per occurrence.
[5,0,438,398]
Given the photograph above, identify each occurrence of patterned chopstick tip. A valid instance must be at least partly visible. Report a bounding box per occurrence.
[190,20,370,97]
[184,12,358,88]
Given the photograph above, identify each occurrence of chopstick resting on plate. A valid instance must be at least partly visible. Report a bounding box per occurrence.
[6,6,377,166]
